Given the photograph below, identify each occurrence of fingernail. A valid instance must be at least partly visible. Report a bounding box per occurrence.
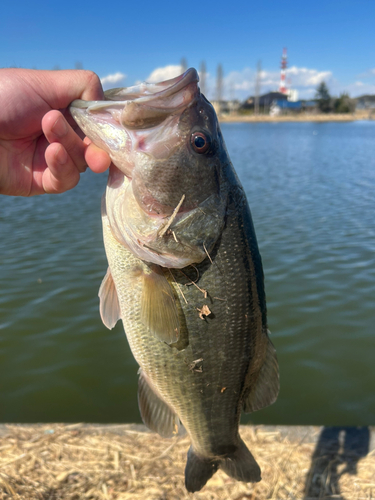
[52,116,68,138]
[56,147,68,165]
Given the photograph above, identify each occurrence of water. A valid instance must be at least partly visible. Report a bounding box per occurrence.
[1,121,374,425]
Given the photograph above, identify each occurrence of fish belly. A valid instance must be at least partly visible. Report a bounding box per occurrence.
[102,190,268,458]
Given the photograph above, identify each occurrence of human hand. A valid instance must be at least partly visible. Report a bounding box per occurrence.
[0,68,111,196]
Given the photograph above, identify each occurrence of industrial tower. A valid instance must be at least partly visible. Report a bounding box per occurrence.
[279,48,288,95]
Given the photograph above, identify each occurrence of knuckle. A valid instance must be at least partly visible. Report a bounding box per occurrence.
[84,70,102,91]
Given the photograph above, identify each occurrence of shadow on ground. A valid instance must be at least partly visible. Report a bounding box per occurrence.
[304,426,370,498]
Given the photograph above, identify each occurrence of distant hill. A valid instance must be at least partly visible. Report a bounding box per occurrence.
[355,94,375,101]
[355,94,375,108]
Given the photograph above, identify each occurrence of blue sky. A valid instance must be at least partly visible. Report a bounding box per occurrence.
[2,0,375,100]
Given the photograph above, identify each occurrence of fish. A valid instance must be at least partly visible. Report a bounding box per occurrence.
[69,68,279,492]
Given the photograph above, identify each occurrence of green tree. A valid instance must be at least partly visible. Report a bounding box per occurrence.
[333,92,355,113]
[315,81,332,113]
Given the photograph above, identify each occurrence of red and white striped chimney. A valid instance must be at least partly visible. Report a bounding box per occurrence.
[279,48,288,94]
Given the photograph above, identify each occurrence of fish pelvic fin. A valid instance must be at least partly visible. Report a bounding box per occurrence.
[185,446,219,493]
[140,265,180,344]
[98,267,121,329]
[219,437,261,483]
[243,336,279,413]
[138,369,184,438]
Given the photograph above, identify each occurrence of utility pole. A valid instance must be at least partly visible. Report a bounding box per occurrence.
[254,60,262,115]
[199,61,207,96]
[216,64,224,115]
[180,57,188,74]
[229,79,235,101]
[216,64,223,102]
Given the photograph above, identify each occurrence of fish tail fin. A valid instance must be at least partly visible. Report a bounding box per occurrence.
[220,438,261,483]
[185,446,219,493]
[185,439,261,492]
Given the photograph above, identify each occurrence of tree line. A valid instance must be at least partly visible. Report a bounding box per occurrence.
[315,82,355,113]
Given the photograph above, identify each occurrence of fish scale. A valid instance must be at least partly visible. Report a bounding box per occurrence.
[103,182,268,456]
[70,67,279,492]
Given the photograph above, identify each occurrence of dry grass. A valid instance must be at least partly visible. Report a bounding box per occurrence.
[0,424,373,500]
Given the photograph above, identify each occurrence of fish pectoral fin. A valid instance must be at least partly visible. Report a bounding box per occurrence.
[140,265,180,344]
[98,267,121,329]
[138,369,183,438]
[243,337,280,413]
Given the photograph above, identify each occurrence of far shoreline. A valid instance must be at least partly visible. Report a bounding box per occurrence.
[219,111,374,123]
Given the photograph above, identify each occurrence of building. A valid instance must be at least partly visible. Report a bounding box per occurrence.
[241,92,288,112]
[270,99,317,115]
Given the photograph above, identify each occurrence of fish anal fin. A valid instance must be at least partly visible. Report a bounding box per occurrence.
[98,267,121,329]
[140,265,180,344]
[138,369,183,438]
[243,337,279,413]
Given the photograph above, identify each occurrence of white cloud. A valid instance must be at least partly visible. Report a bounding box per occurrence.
[341,81,375,97]
[144,64,213,97]
[358,68,375,78]
[225,68,256,93]
[146,65,183,83]
[212,65,334,100]
[141,64,333,101]
[343,68,375,95]
[102,63,374,104]
[286,66,332,87]
[100,72,126,89]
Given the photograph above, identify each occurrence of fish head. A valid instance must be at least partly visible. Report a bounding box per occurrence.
[70,68,228,268]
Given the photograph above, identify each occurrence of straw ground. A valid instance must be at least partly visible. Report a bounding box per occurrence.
[0,424,374,499]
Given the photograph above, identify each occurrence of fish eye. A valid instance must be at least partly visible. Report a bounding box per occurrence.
[191,132,210,154]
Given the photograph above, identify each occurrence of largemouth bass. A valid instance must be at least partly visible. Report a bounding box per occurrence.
[70,68,279,492]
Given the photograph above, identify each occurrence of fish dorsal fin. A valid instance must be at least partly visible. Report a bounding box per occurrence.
[140,265,180,344]
[98,268,121,329]
[243,337,279,413]
[138,369,183,438]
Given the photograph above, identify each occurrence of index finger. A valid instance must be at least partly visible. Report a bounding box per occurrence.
[29,69,105,109]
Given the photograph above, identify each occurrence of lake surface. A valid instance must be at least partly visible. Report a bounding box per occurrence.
[1,121,374,425]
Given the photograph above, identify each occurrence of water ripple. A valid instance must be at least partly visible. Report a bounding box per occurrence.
[1,123,375,425]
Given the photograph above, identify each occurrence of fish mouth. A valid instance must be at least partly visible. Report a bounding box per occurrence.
[107,67,199,103]
[70,68,200,129]
[69,68,200,167]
